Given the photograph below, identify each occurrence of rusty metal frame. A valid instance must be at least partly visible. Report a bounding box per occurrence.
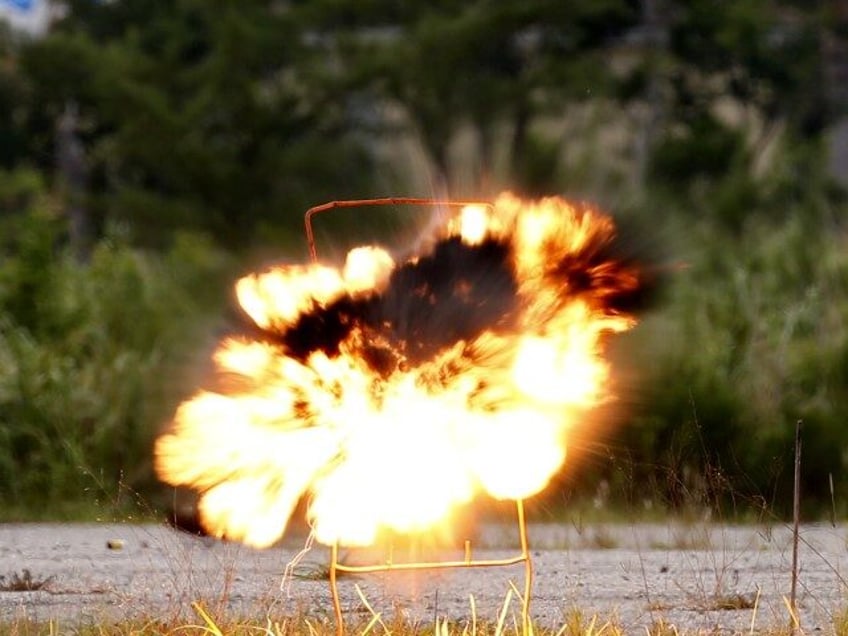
[304,198,533,636]
[328,499,532,636]
[304,197,494,262]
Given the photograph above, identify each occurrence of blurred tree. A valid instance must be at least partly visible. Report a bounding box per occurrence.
[663,1,824,128]
[0,0,844,521]
[302,0,639,194]
[3,0,828,244]
[0,25,31,171]
[17,0,379,251]
[641,0,828,226]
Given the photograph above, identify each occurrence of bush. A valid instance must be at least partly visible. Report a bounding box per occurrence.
[0,196,233,519]
[605,205,848,518]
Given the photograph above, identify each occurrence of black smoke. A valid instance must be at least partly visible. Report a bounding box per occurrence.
[246,221,659,378]
[276,236,517,374]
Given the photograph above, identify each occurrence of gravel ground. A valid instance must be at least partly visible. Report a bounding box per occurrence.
[1,521,847,633]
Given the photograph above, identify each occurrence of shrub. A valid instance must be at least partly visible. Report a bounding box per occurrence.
[607,204,848,517]
[0,197,233,519]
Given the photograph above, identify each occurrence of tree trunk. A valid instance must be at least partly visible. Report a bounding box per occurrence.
[477,120,494,194]
[633,0,669,186]
[56,101,90,260]
[824,0,848,186]
[509,99,530,178]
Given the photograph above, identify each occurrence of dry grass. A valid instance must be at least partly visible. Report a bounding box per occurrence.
[0,589,829,636]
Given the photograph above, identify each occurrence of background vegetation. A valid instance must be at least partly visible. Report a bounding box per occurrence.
[0,0,846,522]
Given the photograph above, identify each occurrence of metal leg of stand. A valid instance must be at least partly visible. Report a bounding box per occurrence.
[330,542,343,636]
[517,499,533,634]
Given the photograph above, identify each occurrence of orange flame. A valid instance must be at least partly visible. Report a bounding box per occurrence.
[154,192,643,548]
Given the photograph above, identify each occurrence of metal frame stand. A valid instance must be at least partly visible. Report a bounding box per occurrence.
[328,499,532,636]
[304,199,533,635]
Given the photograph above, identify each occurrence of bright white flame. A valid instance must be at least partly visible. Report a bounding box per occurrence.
[155,192,644,547]
[343,246,395,293]
[458,204,491,245]
[236,265,344,330]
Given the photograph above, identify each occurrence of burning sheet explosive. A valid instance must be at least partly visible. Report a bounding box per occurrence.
[154,192,647,548]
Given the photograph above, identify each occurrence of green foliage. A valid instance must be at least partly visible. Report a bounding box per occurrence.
[0,1,845,521]
[309,0,638,191]
[15,1,379,250]
[649,114,747,185]
[0,183,233,518]
[512,130,562,196]
[667,0,825,131]
[607,192,848,516]
[0,35,30,169]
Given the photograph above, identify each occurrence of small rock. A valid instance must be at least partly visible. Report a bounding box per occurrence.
[107,539,124,550]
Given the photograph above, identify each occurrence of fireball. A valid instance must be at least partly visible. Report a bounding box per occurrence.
[154,192,646,548]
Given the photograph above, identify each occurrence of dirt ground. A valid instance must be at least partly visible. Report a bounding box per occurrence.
[1,521,847,633]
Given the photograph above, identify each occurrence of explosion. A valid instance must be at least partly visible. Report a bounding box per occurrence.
[154,192,647,548]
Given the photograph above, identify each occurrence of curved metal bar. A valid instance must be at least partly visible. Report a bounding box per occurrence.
[304,197,492,262]
[330,542,343,634]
